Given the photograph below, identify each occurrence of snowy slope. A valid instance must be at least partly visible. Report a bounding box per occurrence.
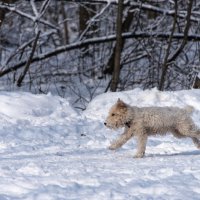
[0,89,200,199]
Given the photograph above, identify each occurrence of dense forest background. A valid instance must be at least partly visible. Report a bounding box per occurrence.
[0,0,200,109]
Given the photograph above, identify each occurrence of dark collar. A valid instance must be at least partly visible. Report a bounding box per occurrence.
[125,121,131,128]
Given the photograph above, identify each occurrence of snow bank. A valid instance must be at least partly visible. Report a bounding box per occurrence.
[0,91,77,125]
[85,88,200,120]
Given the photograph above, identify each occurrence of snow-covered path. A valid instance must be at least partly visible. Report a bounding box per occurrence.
[0,89,200,199]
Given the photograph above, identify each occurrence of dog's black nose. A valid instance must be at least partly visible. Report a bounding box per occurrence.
[104,122,107,126]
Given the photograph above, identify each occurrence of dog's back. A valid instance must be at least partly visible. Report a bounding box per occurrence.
[132,106,193,135]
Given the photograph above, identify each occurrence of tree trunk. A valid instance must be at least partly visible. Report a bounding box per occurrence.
[17,31,41,87]
[79,3,96,38]
[110,0,123,92]
[158,0,178,91]
[0,8,6,27]
[61,2,69,45]
[193,76,200,89]
[104,7,134,75]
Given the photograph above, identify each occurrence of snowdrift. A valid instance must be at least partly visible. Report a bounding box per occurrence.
[85,88,200,120]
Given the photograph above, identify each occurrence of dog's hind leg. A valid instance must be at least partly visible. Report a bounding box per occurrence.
[109,129,133,150]
[191,137,200,149]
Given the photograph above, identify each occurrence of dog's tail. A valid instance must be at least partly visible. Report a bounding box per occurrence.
[185,105,194,113]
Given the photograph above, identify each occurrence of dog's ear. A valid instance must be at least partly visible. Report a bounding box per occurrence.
[117,99,127,109]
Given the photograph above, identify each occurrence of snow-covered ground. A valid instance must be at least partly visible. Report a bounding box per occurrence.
[0,88,200,199]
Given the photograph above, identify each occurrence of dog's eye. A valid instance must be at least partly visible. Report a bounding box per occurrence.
[112,113,115,116]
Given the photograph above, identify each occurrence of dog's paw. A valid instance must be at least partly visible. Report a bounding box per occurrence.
[134,152,145,158]
[108,144,118,150]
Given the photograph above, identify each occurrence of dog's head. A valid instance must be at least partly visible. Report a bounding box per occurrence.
[104,99,128,129]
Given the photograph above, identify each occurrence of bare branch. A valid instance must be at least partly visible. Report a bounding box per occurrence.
[60,0,200,23]
[30,0,39,17]
[78,2,111,41]
[1,31,200,78]
[0,4,59,30]
[3,30,56,67]
[167,0,194,63]
[39,0,51,19]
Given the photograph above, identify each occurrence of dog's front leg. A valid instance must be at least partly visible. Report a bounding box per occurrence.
[134,134,148,158]
[109,128,133,150]
[191,137,200,149]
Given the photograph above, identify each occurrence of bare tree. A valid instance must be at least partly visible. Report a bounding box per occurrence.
[0,0,200,109]
[159,0,194,90]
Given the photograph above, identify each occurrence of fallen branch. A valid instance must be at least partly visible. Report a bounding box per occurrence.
[1,31,200,78]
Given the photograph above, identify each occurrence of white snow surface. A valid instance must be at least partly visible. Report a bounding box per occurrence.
[0,88,200,199]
